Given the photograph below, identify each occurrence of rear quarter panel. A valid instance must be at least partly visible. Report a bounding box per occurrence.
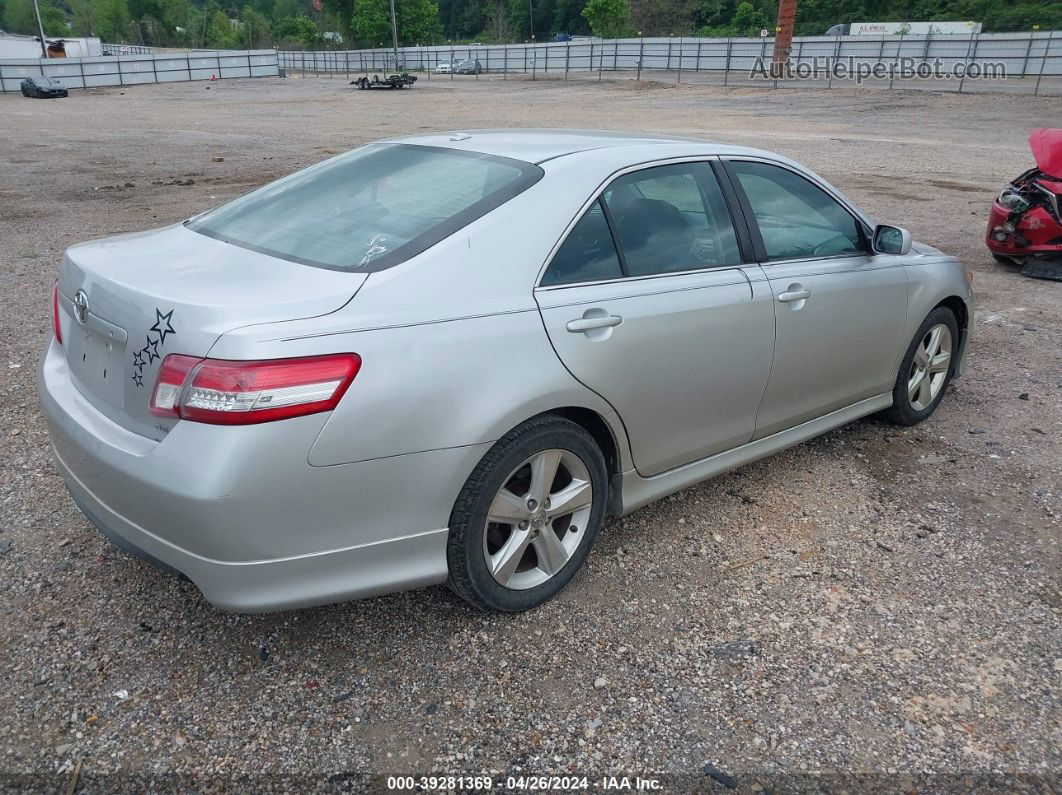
[206,169,633,468]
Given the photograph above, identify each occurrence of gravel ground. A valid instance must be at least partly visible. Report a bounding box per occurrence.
[0,77,1060,793]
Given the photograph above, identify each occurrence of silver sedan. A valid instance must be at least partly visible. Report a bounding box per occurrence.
[39,130,973,613]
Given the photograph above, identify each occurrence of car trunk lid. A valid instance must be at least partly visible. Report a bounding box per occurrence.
[57,223,366,440]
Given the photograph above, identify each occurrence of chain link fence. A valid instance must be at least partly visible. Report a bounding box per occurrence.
[279,31,1062,96]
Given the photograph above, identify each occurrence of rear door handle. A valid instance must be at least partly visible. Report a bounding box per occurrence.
[566,315,623,333]
[778,289,811,303]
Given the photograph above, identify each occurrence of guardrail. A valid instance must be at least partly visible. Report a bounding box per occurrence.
[280,31,1061,95]
[0,49,279,92]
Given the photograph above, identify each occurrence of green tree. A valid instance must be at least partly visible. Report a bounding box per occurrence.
[42,3,68,33]
[240,3,271,45]
[2,0,38,34]
[581,0,630,37]
[352,0,440,46]
[729,0,766,34]
[93,0,132,39]
[206,7,237,45]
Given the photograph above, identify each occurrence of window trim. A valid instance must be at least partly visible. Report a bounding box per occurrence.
[720,156,873,266]
[535,156,754,290]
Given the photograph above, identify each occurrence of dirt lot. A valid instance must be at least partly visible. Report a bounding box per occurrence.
[0,76,1059,792]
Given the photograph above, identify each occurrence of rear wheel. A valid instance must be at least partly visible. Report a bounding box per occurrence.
[881,306,958,426]
[447,416,607,612]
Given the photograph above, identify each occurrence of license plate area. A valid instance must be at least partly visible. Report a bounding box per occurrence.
[67,325,128,408]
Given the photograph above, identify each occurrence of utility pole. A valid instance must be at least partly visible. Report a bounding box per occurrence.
[529,0,534,42]
[32,0,48,58]
[389,0,400,71]
[772,0,798,76]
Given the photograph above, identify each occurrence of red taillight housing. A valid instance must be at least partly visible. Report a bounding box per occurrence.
[150,353,361,425]
[53,284,62,345]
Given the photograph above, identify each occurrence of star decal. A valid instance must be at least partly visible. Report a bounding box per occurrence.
[142,336,160,364]
[149,308,176,345]
[133,350,145,370]
[132,372,144,387]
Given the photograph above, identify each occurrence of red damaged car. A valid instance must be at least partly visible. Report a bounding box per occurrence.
[986,128,1062,280]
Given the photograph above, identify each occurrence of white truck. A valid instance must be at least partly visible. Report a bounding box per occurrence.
[825,21,982,36]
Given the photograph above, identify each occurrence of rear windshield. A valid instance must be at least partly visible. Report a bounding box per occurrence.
[187,143,543,272]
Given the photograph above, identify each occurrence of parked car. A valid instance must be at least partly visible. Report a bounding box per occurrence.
[40,130,973,614]
[434,60,457,73]
[456,58,482,75]
[985,128,1062,280]
[21,76,68,98]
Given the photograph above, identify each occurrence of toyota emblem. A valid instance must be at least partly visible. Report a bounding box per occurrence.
[73,290,89,325]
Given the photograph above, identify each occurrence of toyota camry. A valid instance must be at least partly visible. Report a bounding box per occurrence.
[40,130,973,613]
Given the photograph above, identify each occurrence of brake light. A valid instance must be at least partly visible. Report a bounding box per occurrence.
[53,284,62,345]
[150,353,361,425]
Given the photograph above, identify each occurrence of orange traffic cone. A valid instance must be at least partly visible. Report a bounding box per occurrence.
[210,73,217,80]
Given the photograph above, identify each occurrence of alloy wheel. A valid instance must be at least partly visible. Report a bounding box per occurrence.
[908,323,952,411]
[482,449,594,590]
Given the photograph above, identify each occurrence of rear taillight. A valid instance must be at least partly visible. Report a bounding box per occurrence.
[150,353,361,425]
[53,284,62,345]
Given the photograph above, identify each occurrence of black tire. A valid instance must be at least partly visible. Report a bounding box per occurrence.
[447,415,608,612]
[992,253,1018,266]
[880,306,959,426]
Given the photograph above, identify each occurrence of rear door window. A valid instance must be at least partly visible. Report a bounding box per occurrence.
[541,200,623,286]
[602,162,741,276]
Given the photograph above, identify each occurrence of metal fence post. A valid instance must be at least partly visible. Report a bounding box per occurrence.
[1035,31,1052,96]
[637,37,644,81]
[696,39,702,75]
[828,34,840,88]
[677,38,683,83]
[958,32,976,94]
[612,40,618,72]
[667,37,673,72]
[564,42,569,79]
[723,38,731,86]
[889,34,901,89]
[1019,32,1033,77]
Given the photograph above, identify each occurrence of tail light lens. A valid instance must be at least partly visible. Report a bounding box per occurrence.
[53,284,62,345]
[150,353,361,425]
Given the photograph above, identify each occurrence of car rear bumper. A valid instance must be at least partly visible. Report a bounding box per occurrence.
[39,339,487,612]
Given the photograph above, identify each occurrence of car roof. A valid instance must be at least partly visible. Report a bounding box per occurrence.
[384,129,777,165]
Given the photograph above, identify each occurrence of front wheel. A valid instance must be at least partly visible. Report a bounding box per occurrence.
[447,416,608,612]
[881,306,958,426]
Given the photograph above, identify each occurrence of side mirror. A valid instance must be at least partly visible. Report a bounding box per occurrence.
[872,224,912,255]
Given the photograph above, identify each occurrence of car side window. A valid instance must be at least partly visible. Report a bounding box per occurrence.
[602,162,741,277]
[730,160,866,261]
[540,199,623,287]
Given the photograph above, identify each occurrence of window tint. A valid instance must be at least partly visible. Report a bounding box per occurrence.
[730,161,866,261]
[541,200,623,286]
[188,144,542,272]
[602,163,741,277]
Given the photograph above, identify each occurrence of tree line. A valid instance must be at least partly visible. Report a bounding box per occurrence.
[1,0,1057,50]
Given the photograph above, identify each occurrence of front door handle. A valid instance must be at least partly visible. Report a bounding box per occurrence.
[778,288,811,303]
[566,315,623,333]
